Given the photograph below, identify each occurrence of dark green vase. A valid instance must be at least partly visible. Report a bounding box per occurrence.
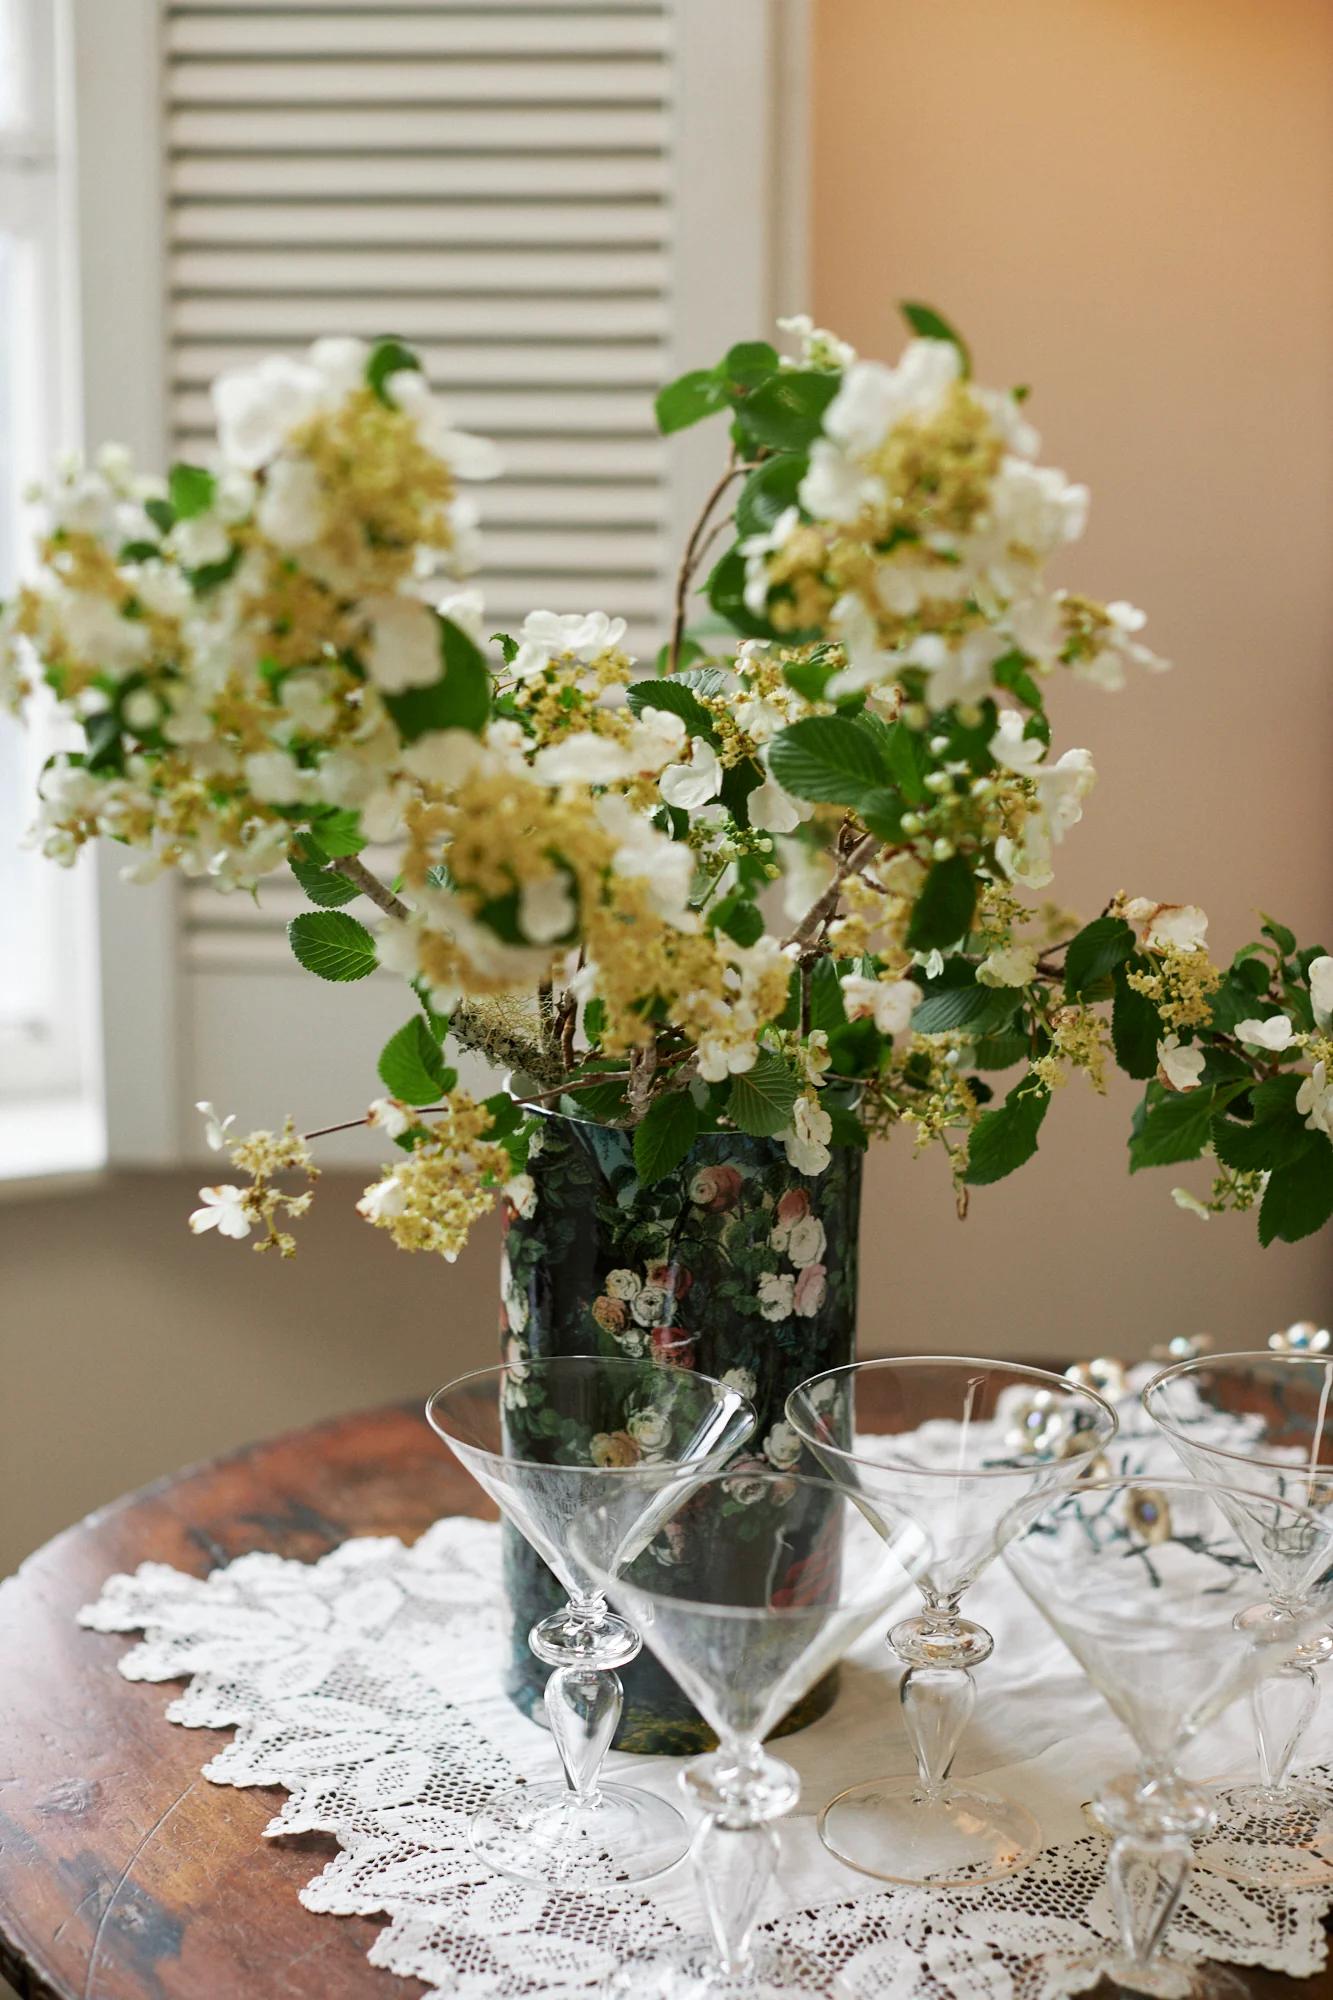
[499,1113,862,1753]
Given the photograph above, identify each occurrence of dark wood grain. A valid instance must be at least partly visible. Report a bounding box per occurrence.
[0,1393,1328,1999]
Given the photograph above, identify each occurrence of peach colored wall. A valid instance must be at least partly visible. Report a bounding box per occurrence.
[812,0,1333,1355]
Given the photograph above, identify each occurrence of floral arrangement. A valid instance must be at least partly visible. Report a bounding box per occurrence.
[5,309,1331,1257]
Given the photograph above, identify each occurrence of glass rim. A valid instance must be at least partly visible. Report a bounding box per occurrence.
[785,1354,1119,1479]
[570,1465,915,1621]
[998,1469,1330,1546]
[424,1356,753,1478]
[1142,1347,1333,1474]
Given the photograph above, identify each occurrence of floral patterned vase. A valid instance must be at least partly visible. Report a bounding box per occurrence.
[499,1113,862,1753]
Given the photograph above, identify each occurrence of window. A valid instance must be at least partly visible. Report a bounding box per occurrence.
[0,0,103,1175]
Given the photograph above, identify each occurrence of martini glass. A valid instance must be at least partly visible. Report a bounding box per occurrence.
[1142,1349,1333,1886]
[785,1355,1117,1884]
[1002,1475,1333,2000]
[573,1467,928,2000]
[426,1355,755,1890]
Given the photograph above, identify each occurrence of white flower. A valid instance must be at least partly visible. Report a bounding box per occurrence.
[594,793,695,925]
[778,313,857,370]
[984,458,1088,573]
[1309,956,1333,1030]
[762,1420,802,1470]
[1171,1187,1212,1222]
[167,513,232,572]
[1124,899,1209,953]
[124,561,192,623]
[368,1097,413,1138]
[243,748,309,805]
[628,1407,672,1457]
[626,707,688,773]
[994,747,1097,890]
[357,1175,406,1223]
[720,1366,757,1399]
[1297,1061,1333,1140]
[631,1282,670,1328]
[785,1214,827,1268]
[783,1094,833,1176]
[362,595,442,693]
[511,609,628,680]
[1157,1035,1206,1092]
[437,588,486,644]
[976,943,1040,989]
[401,728,489,789]
[519,872,576,945]
[213,352,329,469]
[189,1184,251,1240]
[1236,1014,1298,1053]
[381,368,503,482]
[54,591,151,677]
[503,1174,537,1219]
[606,1268,641,1300]
[989,706,1046,774]
[757,1272,796,1321]
[658,736,722,812]
[256,455,327,549]
[532,734,638,786]
[839,973,922,1037]
[279,671,338,739]
[195,1100,236,1152]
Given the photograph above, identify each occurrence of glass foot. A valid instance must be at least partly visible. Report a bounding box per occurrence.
[470,1779,688,1891]
[603,1938,839,1998]
[819,1774,1040,1886]
[1193,1778,1333,1889]
[1063,1955,1249,1999]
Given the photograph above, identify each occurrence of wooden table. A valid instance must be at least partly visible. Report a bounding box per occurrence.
[0,1400,1328,1999]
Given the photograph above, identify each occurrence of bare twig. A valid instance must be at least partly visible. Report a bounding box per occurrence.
[329,854,410,922]
[783,829,885,955]
[667,457,748,675]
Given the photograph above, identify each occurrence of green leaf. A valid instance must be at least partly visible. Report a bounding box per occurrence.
[167,462,216,521]
[972,1027,1030,1071]
[1251,1073,1303,1123]
[287,910,378,983]
[906,854,976,952]
[290,857,359,907]
[383,615,491,741]
[654,367,726,435]
[633,1091,700,1184]
[825,1016,882,1076]
[378,1016,450,1106]
[882,720,929,806]
[767,714,887,804]
[808,956,847,1034]
[912,962,1021,1035]
[367,337,422,405]
[1112,960,1160,1079]
[855,787,907,842]
[583,997,607,1045]
[735,454,807,540]
[720,340,781,396]
[626,677,717,743]
[305,806,364,857]
[1259,1141,1333,1246]
[1212,1110,1318,1175]
[992,648,1046,713]
[1261,915,1297,958]
[783,656,841,703]
[1064,916,1136,999]
[710,892,765,948]
[718,755,764,826]
[727,1050,801,1137]
[900,301,972,376]
[144,496,175,536]
[733,370,839,451]
[965,1077,1049,1185]
[1234,955,1272,996]
[705,546,785,641]
[1129,1087,1217,1172]
[825,1102,868,1150]
[84,709,124,774]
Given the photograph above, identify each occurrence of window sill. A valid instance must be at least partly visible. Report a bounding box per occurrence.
[0,1095,106,1187]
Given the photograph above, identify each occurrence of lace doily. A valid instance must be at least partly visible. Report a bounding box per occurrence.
[79,1374,1333,2000]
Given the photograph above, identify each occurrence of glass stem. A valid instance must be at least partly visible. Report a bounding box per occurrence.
[1252,1659,1320,1792]
[1108,1827,1193,1973]
[693,1741,780,1978]
[900,1663,974,1801]
[544,1662,621,1809]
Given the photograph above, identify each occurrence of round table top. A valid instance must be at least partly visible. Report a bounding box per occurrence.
[0,1399,1328,2000]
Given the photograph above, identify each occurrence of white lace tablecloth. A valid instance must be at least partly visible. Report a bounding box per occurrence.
[79,1374,1333,2000]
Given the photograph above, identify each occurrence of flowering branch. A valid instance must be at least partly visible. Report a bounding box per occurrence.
[330,854,410,922]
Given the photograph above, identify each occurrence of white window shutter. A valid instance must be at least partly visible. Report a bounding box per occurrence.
[80,0,806,1157]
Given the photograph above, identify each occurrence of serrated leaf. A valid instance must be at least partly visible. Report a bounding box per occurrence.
[912,964,1020,1035]
[291,857,359,907]
[367,337,422,405]
[1128,1087,1218,1172]
[168,462,215,520]
[1112,960,1159,1079]
[378,1016,449,1105]
[718,755,764,826]
[655,367,726,435]
[964,1077,1049,1185]
[882,720,929,805]
[287,910,377,982]
[900,301,972,376]
[1259,1142,1333,1246]
[972,1027,1030,1071]
[633,1091,700,1184]
[305,807,363,857]
[808,956,847,1034]
[1212,1110,1318,1175]
[1261,915,1297,958]
[1065,916,1136,999]
[1251,1074,1304,1123]
[720,340,781,396]
[733,369,839,450]
[726,1050,801,1137]
[710,892,765,948]
[735,454,807,540]
[626,677,717,743]
[705,546,785,641]
[383,615,491,741]
[767,714,887,804]
[906,855,976,952]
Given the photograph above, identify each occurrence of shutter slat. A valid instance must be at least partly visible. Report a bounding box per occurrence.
[168,12,669,56]
[170,292,667,339]
[175,340,665,388]
[172,245,667,291]
[169,104,665,150]
[478,482,663,525]
[170,200,666,248]
[171,383,656,433]
[170,152,669,200]
[168,58,667,105]
[171,431,668,480]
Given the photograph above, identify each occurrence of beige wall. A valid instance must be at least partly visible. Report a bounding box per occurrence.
[813,0,1333,1355]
